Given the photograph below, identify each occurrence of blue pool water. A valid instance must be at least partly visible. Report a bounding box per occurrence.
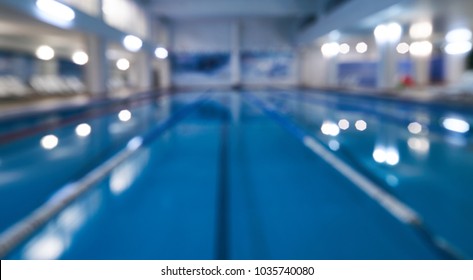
[0,90,472,259]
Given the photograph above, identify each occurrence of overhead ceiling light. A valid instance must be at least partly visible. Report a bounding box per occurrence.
[356,42,368,54]
[446,28,472,43]
[339,43,350,54]
[409,22,433,39]
[36,45,55,61]
[72,51,89,65]
[329,30,341,41]
[375,23,402,43]
[374,24,388,42]
[409,41,433,57]
[101,0,112,15]
[321,42,340,58]
[36,0,75,22]
[155,47,169,59]
[387,23,403,42]
[116,58,130,71]
[123,35,142,52]
[445,41,472,55]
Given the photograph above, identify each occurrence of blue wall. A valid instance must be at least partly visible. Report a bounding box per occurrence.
[171,52,231,85]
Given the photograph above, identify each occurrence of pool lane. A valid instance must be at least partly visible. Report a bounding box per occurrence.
[4,93,444,259]
[0,93,198,233]
[229,93,440,259]
[5,97,224,259]
[258,90,473,258]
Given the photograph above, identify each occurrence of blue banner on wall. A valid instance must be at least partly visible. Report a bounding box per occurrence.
[338,56,445,88]
[171,52,231,85]
[241,51,296,81]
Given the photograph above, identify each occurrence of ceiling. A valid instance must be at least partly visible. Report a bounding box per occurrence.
[297,0,473,44]
[0,0,473,56]
[136,0,473,44]
[0,7,84,56]
[356,0,473,33]
[137,0,349,18]
[0,5,132,60]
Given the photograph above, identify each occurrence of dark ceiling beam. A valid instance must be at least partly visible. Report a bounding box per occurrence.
[297,0,413,44]
[147,0,320,18]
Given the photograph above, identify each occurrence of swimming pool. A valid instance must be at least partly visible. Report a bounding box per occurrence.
[0,89,471,259]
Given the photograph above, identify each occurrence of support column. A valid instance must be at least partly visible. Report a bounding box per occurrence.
[326,56,338,87]
[96,0,103,19]
[321,42,340,87]
[85,35,108,97]
[445,53,467,85]
[375,23,402,89]
[231,19,241,88]
[376,41,398,88]
[157,20,172,90]
[159,59,171,90]
[128,52,152,90]
[412,55,431,86]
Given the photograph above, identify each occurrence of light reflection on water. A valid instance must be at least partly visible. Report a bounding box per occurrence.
[21,190,101,260]
[109,149,150,195]
[4,91,473,259]
[257,90,473,257]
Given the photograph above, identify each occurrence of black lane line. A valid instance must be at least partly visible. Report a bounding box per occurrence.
[215,111,230,260]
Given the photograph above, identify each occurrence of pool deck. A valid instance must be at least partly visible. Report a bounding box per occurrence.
[1,86,473,121]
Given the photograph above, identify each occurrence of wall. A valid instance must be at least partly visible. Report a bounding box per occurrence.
[169,18,298,88]
[240,18,298,87]
[152,19,171,89]
[300,37,380,88]
[241,18,294,51]
[299,46,327,88]
[172,19,232,52]
[300,35,450,89]
[170,19,233,88]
